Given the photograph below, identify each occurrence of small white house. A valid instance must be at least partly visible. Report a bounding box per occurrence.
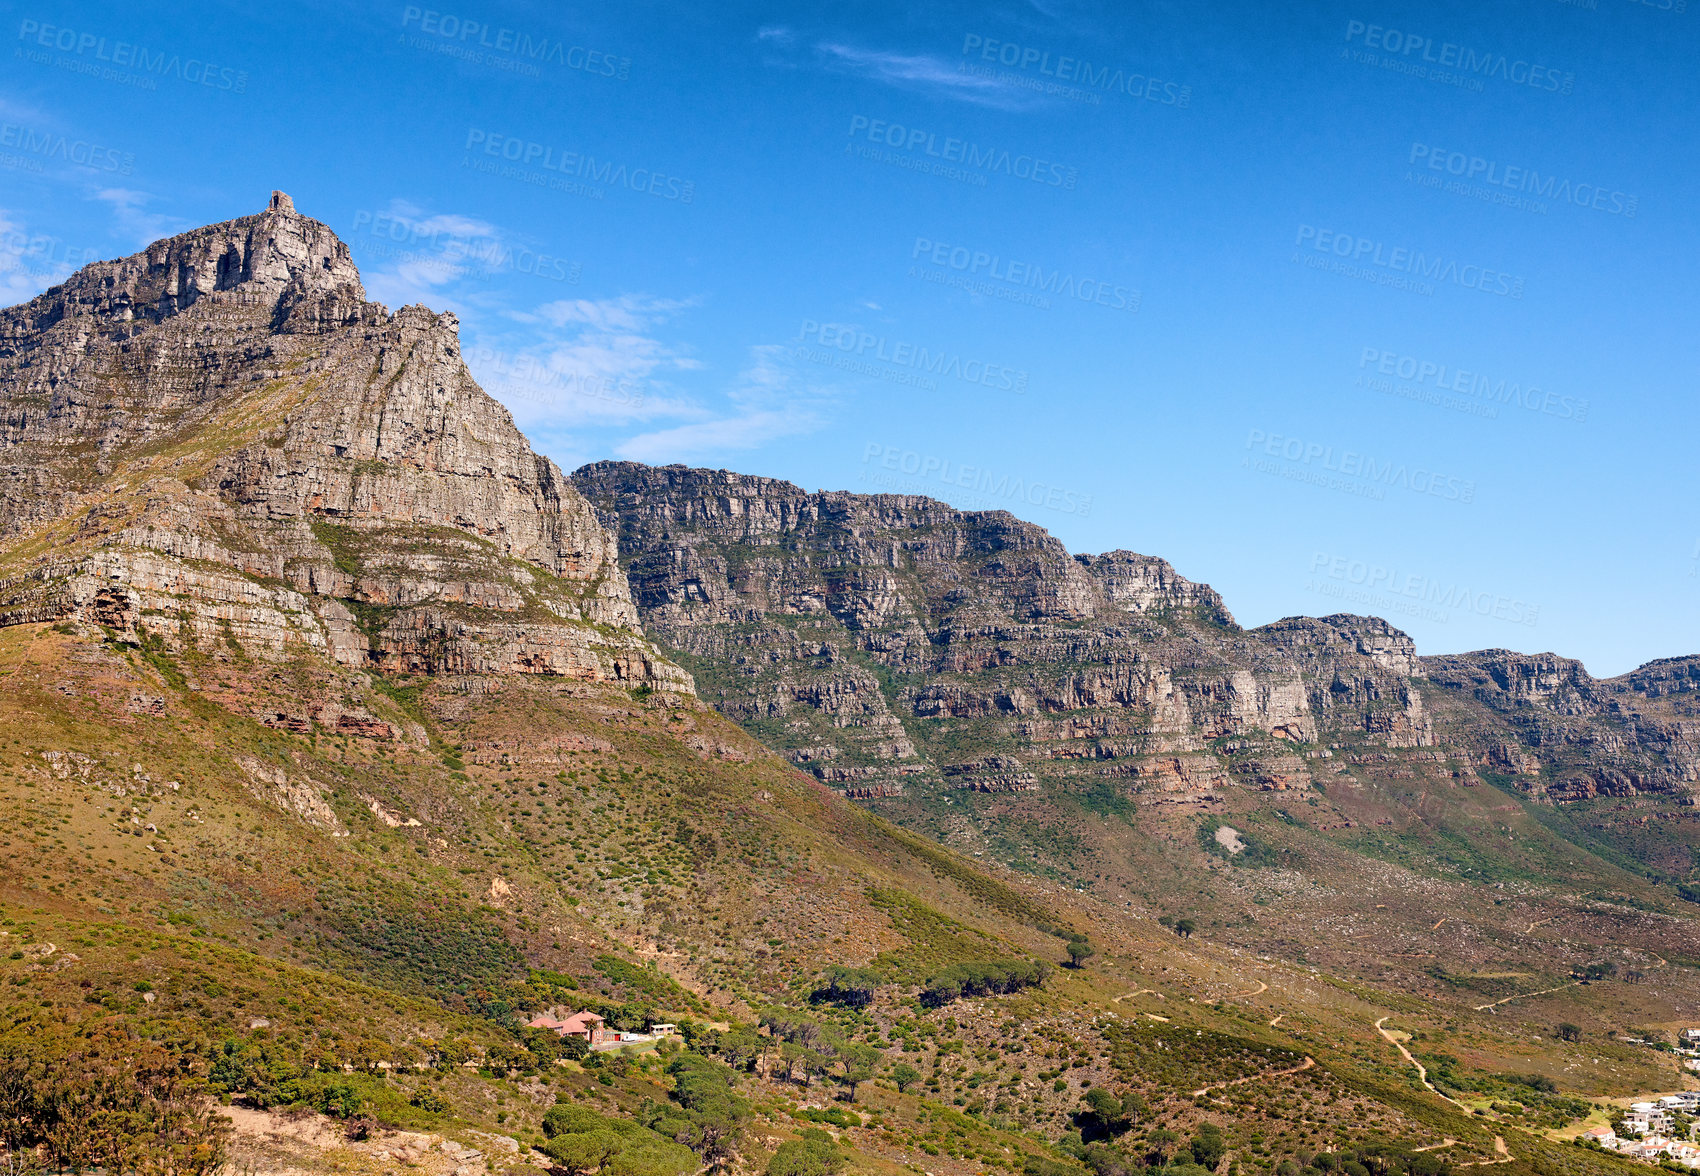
[1626,1102,1673,1137]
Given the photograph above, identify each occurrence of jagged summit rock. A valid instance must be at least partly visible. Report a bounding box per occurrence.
[0,194,691,710]
[3,189,364,346]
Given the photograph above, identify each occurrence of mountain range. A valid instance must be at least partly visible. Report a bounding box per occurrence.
[0,194,1691,1176]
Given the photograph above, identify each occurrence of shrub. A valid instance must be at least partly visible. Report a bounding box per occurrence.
[0,1020,232,1175]
[410,1087,448,1113]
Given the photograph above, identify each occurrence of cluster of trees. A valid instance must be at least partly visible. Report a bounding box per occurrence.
[0,1021,231,1176]
[639,1054,751,1167]
[541,1055,757,1174]
[1036,1117,1223,1176]
[1303,1143,1451,1176]
[1158,915,1197,938]
[1076,1086,1151,1140]
[1052,1122,1451,1176]
[754,1010,882,1100]
[923,958,1051,1005]
[202,1021,597,1112]
[814,966,881,1008]
[540,1100,696,1176]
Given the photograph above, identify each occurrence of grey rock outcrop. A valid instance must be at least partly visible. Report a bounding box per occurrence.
[0,194,691,699]
[570,462,1429,803]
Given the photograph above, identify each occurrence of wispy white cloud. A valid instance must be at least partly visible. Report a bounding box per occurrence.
[760,38,1035,110]
[469,295,704,428]
[95,188,191,248]
[613,344,834,462]
[0,209,91,304]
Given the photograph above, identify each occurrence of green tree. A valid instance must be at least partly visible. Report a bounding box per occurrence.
[653,1054,750,1168]
[1190,1122,1226,1170]
[838,1044,881,1101]
[767,1129,844,1176]
[1066,940,1096,969]
[1146,1128,1180,1166]
[544,1129,624,1175]
[891,1063,920,1092]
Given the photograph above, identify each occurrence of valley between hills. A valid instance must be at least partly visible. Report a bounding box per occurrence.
[1,194,1696,1176]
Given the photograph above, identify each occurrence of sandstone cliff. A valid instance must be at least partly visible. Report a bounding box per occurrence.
[0,193,691,737]
[1421,649,1700,799]
[570,462,1431,807]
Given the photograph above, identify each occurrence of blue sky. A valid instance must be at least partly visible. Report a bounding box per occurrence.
[2,0,1695,675]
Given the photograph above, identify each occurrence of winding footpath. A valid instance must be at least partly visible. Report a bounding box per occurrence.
[1374,1017,1471,1111]
[1191,1055,1315,1098]
[1472,981,1579,1012]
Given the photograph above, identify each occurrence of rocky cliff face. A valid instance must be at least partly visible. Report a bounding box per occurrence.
[570,462,1431,808]
[0,193,691,736]
[1421,650,1700,799]
[570,460,1700,886]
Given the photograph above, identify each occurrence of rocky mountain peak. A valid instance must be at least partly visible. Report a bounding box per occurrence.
[0,194,693,705]
[3,193,364,344]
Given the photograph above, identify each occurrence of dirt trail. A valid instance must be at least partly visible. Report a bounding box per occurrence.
[1269,1015,1284,1028]
[1414,1140,1459,1153]
[1473,981,1579,1012]
[1458,1137,1514,1166]
[1374,1017,1470,1110]
[1191,1055,1314,1097]
[1113,988,1164,1002]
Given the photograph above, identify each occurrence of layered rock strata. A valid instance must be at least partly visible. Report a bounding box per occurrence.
[0,193,691,703]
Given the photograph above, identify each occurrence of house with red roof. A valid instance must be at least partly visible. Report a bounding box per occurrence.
[527,1008,619,1044]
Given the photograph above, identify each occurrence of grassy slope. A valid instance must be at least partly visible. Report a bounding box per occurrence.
[0,619,1683,1176]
